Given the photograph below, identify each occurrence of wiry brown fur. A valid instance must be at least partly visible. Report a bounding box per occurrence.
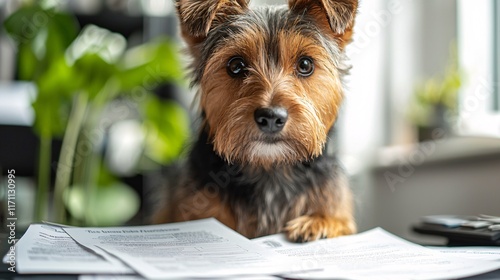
[202,31,343,168]
[153,0,358,242]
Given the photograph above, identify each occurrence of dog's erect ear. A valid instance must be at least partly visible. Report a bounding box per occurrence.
[289,0,358,43]
[176,0,249,45]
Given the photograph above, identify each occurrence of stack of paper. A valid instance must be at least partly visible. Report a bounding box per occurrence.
[5,218,500,279]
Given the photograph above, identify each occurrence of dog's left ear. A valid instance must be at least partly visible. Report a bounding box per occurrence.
[289,0,358,45]
[176,0,249,46]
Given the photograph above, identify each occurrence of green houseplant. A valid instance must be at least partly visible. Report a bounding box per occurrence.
[408,44,463,142]
[3,3,189,225]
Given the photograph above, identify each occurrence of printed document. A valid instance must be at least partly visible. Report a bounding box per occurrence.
[64,218,302,279]
[253,227,500,280]
[427,246,500,261]
[12,224,133,274]
[8,220,500,279]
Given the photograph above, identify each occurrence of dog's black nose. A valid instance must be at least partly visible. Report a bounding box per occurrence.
[254,107,288,133]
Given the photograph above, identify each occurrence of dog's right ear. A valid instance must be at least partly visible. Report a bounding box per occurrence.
[289,0,358,46]
[176,0,249,45]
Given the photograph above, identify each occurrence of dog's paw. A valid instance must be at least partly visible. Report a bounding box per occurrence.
[285,215,356,243]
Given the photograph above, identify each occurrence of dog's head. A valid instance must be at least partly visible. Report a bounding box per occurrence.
[176,0,358,168]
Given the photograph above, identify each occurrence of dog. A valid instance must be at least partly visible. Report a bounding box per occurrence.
[153,0,358,242]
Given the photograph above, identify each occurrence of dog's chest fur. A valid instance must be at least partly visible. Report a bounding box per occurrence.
[188,130,340,237]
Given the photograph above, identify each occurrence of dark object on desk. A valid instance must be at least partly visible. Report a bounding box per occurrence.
[413,223,500,246]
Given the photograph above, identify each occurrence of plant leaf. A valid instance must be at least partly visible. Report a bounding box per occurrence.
[143,95,190,164]
[17,42,39,80]
[64,182,140,226]
[72,53,118,100]
[31,56,76,136]
[3,6,49,44]
[117,38,184,91]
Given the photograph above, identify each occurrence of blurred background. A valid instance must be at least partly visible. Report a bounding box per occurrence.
[0,0,499,244]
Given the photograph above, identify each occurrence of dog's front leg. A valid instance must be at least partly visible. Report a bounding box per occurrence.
[284,179,356,242]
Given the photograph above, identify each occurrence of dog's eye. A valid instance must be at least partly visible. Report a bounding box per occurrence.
[296,56,314,77]
[227,56,248,78]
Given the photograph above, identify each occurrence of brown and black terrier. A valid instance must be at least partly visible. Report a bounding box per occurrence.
[153,0,358,242]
